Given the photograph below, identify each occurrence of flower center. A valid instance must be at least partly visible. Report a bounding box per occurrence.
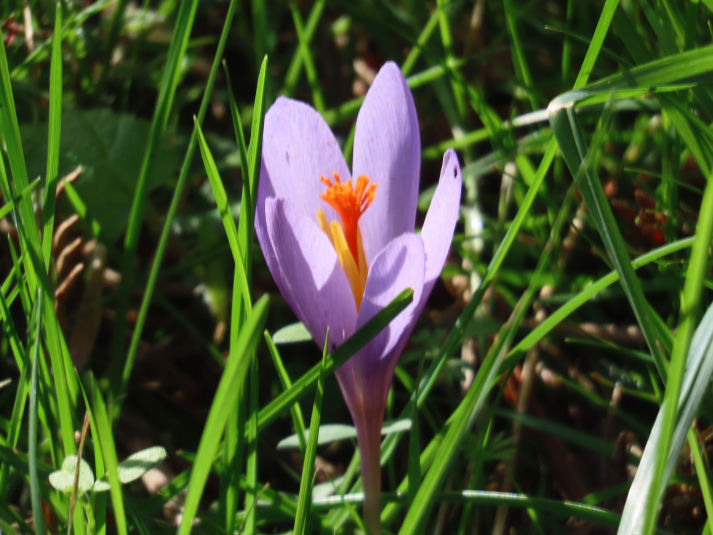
[317,172,377,309]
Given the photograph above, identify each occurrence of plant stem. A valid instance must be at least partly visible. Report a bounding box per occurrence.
[357,417,382,535]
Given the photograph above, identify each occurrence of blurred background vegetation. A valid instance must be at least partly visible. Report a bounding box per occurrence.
[2,1,713,534]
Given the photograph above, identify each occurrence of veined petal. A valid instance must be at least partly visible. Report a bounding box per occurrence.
[336,233,425,418]
[257,97,350,230]
[352,62,421,263]
[420,148,462,305]
[264,197,357,350]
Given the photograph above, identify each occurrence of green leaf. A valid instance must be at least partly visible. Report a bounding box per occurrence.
[92,479,111,493]
[277,420,412,450]
[21,109,179,242]
[272,322,312,345]
[116,446,167,484]
[294,331,329,535]
[619,302,713,534]
[257,288,413,430]
[177,295,269,535]
[48,455,95,493]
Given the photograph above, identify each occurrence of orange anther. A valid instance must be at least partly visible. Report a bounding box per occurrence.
[319,173,376,264]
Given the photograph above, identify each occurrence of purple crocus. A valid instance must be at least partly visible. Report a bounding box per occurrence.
[255,62,461,533]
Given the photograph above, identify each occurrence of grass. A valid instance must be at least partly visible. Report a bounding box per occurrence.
[1,1,713,534]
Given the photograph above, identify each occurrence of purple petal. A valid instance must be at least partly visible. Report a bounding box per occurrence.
[352,62,421,264]
[336,233,425,419]
[264,197,357,350]
[256,97,350,244]
[420,148,462,305]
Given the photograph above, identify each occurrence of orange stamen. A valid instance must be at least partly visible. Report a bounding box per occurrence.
[319,172,377,264]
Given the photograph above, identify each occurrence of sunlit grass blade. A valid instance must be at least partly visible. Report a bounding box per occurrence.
[0,178,40,224]
[246,56,268,208]
[293,332,329,534]
[40,1,62,273]
[289,2,326,112]
[244,355,259,534]
[283,0,325,95]
[113,0,234,418]
[111,0,200,403]
[177,295,269,535]
[88,373,127,535]
[635,104,713,535]
[508,237,693,361]
[618,302,713,534]
[257,288,413,430]
[546,41,713,535]
[393,6,618,530]
[503,0,537,109]
[0,16,78,459]
[10,0,114,80]
[549,93,668,376]
[264,332,307,453]
[28,289,45,535]
[194,119,251,314]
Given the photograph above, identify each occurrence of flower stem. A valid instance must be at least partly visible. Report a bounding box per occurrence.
[357,419,382,535]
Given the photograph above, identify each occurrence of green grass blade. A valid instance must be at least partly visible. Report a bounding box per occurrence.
[0,23,78,458]
[619,302,713,534]
[222,64,250,202]
[508,237,694,360]
[177,295,269,535]
[293,332,329,534]
[401,8,441,76]
[639,114,713,535]
[549,94,668,375]
[0,178,41,222]
[28,289,45,535]
[41,1,63,273]
[688,429,713,535]
[572,0,619,88]
[289,2,326,112]
[283,1,326,95]
[220,262,250,534]
[264,332,307,453]
[257,288,413,430]
[503,0,538,109]
[88,373,127,535]
[113,0,234,417]
[244,357,259,534]
[0,20,40,293]
[247,56,268,207]
[194,119,251,315]
[111,0,200,401]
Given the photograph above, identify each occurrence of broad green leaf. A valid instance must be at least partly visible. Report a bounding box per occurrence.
[21,109,179,242]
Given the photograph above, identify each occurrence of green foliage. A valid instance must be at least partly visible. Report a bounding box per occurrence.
[3,1,713,534]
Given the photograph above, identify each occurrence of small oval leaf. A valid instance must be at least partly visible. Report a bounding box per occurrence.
[117,446,167,484]
[49,455,95,492]
[93,479,111,492]
[277,420,411,450]
[272,322,311,345]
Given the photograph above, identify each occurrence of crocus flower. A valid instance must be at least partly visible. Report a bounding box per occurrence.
[255,62,461,533]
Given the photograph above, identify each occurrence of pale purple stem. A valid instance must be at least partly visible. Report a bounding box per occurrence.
[355,408,383,535]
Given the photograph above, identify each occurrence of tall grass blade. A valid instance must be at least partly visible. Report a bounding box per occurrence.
[112,0,200,403]
[618,302,713,534]
[114,0,233,418]
[293,332,329,534]
[177,296,269,535]
[41,2,63,272]
[28,289,45,535]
